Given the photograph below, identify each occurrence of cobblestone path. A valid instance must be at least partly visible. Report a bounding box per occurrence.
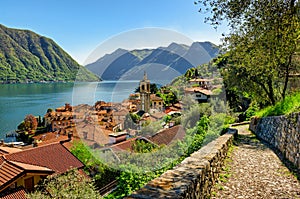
[211,125,300,199]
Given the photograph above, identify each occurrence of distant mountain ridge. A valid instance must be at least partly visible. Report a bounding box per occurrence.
[86,42,219,81]
[0,24,99,83]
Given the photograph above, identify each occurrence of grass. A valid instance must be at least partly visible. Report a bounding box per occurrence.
[255,92,300,117]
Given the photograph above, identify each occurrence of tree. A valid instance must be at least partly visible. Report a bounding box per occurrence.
[184,68,199,80]
[124,113,140,130]
[47,108,53,113]
[27,169,100,199]
[23,114,38,131]
[196,0,300,105]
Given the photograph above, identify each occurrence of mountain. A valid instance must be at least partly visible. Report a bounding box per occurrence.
[0,24,99,83]
[86,41,219,81]
[85,49,154,80]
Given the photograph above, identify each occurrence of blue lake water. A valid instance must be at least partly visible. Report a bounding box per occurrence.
[0,81,145,141]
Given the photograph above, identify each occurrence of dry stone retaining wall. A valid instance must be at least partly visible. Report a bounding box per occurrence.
[126,131,235,199]
[250,112,300,169]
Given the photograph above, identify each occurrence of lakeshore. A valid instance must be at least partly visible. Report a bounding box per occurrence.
[0,81,141,141]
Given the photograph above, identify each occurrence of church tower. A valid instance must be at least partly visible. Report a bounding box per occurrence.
[140,72,151,113]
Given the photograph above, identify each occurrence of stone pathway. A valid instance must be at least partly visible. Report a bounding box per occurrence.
[211,125,300,199]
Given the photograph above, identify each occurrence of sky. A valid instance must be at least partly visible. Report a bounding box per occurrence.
[0,0,227,65]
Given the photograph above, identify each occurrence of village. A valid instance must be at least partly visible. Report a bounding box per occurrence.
[0,72,221,198]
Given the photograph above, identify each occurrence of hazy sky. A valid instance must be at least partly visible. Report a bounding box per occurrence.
[0,0,227,64]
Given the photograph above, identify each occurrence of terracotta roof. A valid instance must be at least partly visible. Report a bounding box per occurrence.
[189,78,213,82]
[184,87,213,96]
[76,123,110,146]
[5,143,84,175]
[110,137,138,152]
[0,186,27,199]
[0,157,24,189]
[148,125,186,146]
[150,94,163,101]
[9,161,52,172]
[0,148,22,155]
[165,106,181,114]
[150,112,166,119]
[33,133,70,147]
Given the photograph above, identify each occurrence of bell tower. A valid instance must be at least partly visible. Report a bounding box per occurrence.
[140,72,150,113]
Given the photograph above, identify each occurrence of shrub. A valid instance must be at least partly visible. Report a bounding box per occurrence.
[255,92,300,117]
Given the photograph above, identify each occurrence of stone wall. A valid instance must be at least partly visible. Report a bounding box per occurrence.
[126,131,235,199]
[250,112,300,169]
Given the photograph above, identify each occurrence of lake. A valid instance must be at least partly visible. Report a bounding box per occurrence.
[0,81,146,141]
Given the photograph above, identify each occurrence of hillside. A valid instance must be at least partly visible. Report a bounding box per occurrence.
[0,24,99,83]
[86,42,219,81]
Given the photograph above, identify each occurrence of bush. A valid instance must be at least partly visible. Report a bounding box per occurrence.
[255,92,300,117]
[27,169,100,199]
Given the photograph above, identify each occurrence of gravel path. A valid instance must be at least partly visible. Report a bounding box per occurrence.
[211,125,300,199]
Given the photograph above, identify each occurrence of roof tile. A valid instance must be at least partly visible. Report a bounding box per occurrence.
[148,125,186,146]
[5,143,84,174]
[0,186,27,199]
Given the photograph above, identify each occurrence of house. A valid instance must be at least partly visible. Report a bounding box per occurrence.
[0,186,27,199]
[106,125,186,153]
[108,132,128,144]
[50,112,74,133]
[109,137,139,152]
[75,123,110,147]
[55,103,72,112]
[0,143,84,194]
[150,94,164,112]
[188,78,212,89]
[148,125,186,146]
[44,104,75,134]
[184,87,213,103]
[112,108,128,130]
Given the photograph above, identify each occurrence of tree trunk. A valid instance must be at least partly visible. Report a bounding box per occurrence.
[281,56,292,100]
[267,79,276,105]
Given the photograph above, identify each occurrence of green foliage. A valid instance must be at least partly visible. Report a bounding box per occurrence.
[184,67,199,80]
[163,115,172,123]
[124,113,141,130]
[47,108,53,113]
[132,140,158,153]
[71,141,118,189]
[139,120,162,137]
[0,24,99,83]
[105,165,159,199]
[23,114,38,131]
[244,103,260,120]
[135,83,158,94]
[186,115,209,154]
[255,92,300,117]
[196,0,300,106]
[106,105,233,198]
[27,169,100,199]
[157,90,178,106]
